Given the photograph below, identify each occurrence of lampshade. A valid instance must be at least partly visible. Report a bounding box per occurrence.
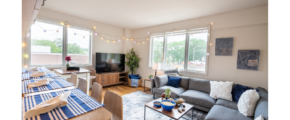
[152,63,159,70]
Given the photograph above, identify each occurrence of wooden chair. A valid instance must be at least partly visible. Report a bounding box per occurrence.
[70,73,78,87]
[91,82,102,103]
[78,78,87,94]
[78,69,96,88]
[104,91,123,120]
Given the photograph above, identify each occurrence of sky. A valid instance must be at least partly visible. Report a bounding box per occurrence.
[31,21,90,48]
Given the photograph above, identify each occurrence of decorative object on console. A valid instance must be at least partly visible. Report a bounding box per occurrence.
[232,84,259,102]
[66,67,80,70]
[167,76,181,88]
[237,50,260,71]
[215,37,233,56]
[209,81,234,101]
[125,48,140,74]
[65,56,71,68]
[238,89,260,117]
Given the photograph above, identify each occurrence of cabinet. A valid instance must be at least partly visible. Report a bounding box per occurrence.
[96,72,128,87]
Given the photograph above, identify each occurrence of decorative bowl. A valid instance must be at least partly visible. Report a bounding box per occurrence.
[153,101,162,107]
[161,100,176,111]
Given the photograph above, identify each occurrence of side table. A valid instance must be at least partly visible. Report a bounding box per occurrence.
[144,78,152,92]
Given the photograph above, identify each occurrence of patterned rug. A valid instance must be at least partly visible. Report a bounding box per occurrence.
[122,91,207,120]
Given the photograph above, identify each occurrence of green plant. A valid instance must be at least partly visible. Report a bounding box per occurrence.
[125,48,140,74]
[148,75,153,78]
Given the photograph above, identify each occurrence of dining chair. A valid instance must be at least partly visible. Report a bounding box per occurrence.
[78,69,96,87]
[91,82,102,103]
[78,78,87,94]
[104,91,123,120]
[70,73,78,86]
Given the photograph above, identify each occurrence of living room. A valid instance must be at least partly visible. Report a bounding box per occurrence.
[1,0,289,120]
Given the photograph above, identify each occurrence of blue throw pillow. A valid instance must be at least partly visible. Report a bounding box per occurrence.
[232,84,259,102]
[167,77,181,88]
[129,74,139,79]
[131,76,141,79]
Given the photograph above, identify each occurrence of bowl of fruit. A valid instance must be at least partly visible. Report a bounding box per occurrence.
[161,100,176,111]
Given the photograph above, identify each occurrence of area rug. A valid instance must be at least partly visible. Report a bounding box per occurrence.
[122,91,207,120]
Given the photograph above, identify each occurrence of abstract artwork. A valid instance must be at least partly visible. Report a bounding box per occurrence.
[215,37,233,56]
[237,50,260,71]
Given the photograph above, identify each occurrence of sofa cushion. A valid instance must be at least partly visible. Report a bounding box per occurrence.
[167,77,181,88]
[179,90,215,109]
[168,75,189,90]
[188,78,210,94]
[254,88,268,120]
[205,105,252,120]
[216,99,238,110]
[153,86,185,98]
[154,75,168,88]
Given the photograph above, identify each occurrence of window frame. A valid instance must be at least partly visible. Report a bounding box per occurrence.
[148,26,211,75]
[28,19,93,67]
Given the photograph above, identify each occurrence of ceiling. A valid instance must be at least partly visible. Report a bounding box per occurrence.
[42,0,268,29]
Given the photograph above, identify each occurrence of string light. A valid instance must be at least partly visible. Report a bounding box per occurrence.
[126,38,129,40]
[60,22,64,25]
[209,43,213,46]
[93,26,96,29]
[118,39,121,42]
[67,25,70,28]
[148,32,150,34]
[122,36,125,39]
[74,33,76,35]
[107,40,110,42]
[100,37,103,40]
[113,41,115,43]
[131,38,134,41]
[26,33,29,37]
[94,32,98,36]
[56,30,59,33]
[138,43,140,45]
[134,41,136,43]
[24,54,29,58]
[211,22,214,25]
[22,43,26,47]
[43,30,46,32]
[24,65,27,68]
[147,38,149,40]
[142,42,145,44]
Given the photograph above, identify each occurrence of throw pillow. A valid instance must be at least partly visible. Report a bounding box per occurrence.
[167,73,179,76]
[232,84,256,102]
[129,74,139,79]
[167,77,181,88]
[238,89,260,116]
[254,115,265,120]
[210,81,234,101]
[131,76,141,79]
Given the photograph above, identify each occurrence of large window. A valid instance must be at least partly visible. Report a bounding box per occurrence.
[29,20,92,66]
[149,27,210,74]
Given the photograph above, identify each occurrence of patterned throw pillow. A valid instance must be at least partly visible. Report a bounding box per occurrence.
[210,81,234,101]
[238,89,260,116]
[232,84,259,102]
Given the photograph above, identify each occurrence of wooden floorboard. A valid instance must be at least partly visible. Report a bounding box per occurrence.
[89,84,152,102]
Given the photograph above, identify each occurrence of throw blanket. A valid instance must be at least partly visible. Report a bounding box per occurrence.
[22,77,74,94]
[23,89,104,120]
[24,91,71,119]
[22,71,59,80]
[131,79,139,87]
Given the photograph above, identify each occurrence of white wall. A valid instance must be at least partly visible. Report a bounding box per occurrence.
[23,8,133,69]
[132,5,268,90]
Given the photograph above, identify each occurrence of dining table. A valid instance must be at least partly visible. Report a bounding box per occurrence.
[52,68,91,95]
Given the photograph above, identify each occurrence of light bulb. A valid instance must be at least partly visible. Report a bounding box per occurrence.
[43,30,46,32]
[209,43,213,46]
[22,43,25,47]
[122,36,125,39]
[134,41,136,43]
[107,40,110,42]
[147,38,149,40]
[126,38,129,40]
[100,37,103,40]
[207,53,210,56]
[24,54,29,58]
[131,38,134,41]
[94,32,98,36]
[67,25,70,28]
[211,22,214,25]
[113,41,115,43]
[118,39,121,42]
[24,65,27,68]
[83,36,85,39]
[26,34,29,37]
[74,33,76,35]
[148,32,150,34]
[142,42,145,44]
[138,43,140,45]
[93,26,96,29]
[56,30,59,33]
[60,22,64,25]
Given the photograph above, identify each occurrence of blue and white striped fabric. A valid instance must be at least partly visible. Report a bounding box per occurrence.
[22,72,59,80]
[22,67,51,73]
[130,79,139,87]
[22,77,74,94]
[23,88,104,120]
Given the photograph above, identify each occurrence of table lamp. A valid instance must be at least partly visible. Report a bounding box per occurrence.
[152,63,159,77]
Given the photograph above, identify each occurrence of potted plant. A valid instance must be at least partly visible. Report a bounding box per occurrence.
[125,48,140,75]
[65,56,71,68]
[148,75,153,79]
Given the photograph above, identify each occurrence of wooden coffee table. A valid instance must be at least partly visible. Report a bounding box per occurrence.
[144,98,194,120]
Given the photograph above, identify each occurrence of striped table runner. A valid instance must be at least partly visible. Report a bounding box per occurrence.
[22,77,75,94]
[22,67,51,73]
[23,88,104,120]
[22,72,60,80]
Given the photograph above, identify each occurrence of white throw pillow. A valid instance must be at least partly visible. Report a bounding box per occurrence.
[238,89,260,116]
[209,81,233,101]
[255,115,264,120]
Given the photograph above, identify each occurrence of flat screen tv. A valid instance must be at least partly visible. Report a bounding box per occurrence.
[95,53,125,73]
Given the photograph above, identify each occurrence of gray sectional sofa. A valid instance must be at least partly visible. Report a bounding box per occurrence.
[151,75,268,120]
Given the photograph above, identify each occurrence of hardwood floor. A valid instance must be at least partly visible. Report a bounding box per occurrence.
[89,84,152,102]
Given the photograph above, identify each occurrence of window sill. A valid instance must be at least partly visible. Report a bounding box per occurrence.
[178,70,208,76]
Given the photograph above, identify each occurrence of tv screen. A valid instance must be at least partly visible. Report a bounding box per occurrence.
[95,53,125,73]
